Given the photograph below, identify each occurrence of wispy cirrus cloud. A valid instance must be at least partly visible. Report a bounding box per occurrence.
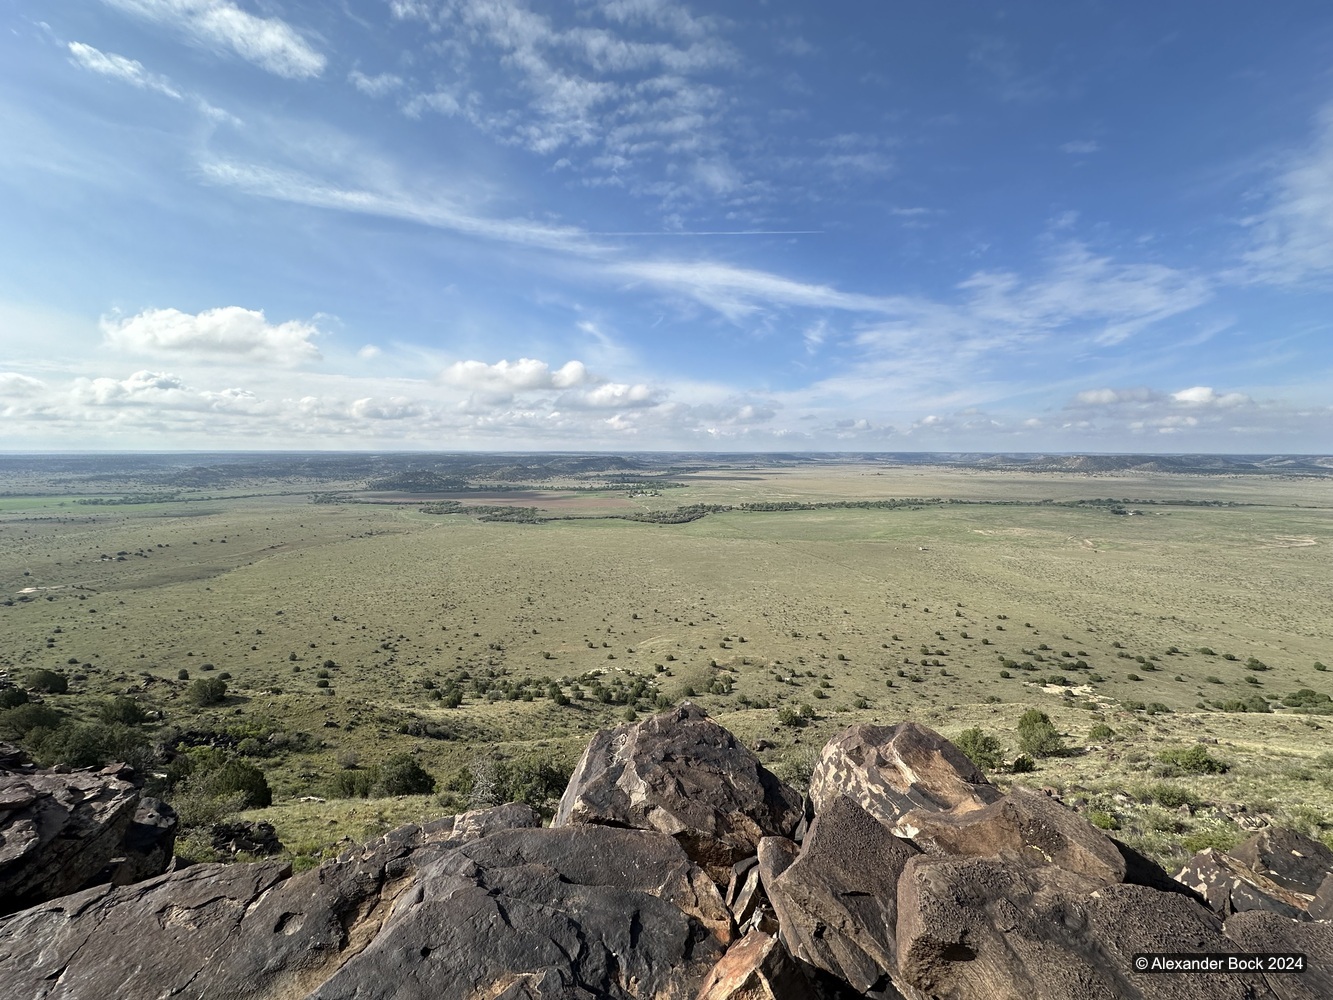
[98,0,326,79]
[1240,102,1333,288]
[67,41,182,99]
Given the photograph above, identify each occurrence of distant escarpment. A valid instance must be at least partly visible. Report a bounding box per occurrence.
[4,707,1333,998]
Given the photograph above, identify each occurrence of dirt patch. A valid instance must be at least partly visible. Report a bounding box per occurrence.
[1263,535,1317,548]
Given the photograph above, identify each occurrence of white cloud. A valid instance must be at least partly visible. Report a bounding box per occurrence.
[1171,386,1251,407]
[561,381,658,408]
[441,358,590,391]
[67,42,182,99]
[615,258,902,320]
[350,396,423,420]
[99,0,325,79]
[0,372,47,396]
[1241,103,1333,287]
[349,70,404,98]
[357,344,382,360]
[198,159,601,255]
[101,306,323,365]
[1060,139,1100,154]
[391,0,739,191]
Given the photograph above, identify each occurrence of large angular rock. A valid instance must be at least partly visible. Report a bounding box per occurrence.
[895,855,1272,999]
[766,795,918,995]
[808,722,1001,833]
[0,764,144,914]
[110,796,178,886]
[0,819,732,1000]
[1230,827,1333,895]
[1224,909,1333,999]
[309,826,734,1000]
[554,704,803,881]
[1309,873,1333,921]
[898,784,1127,886]
[696,930,810,1000]
[1175,847,1309,920]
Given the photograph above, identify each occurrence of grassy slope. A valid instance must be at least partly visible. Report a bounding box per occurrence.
[1,465,1329,870]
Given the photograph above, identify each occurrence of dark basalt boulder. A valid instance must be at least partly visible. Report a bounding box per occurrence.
[308,826,733,1000]
[554,703,803,882]
[1175,847,1310,920]
[895,855,1271,999]
[808,722,1002,834]
[898,784,1127,886]
[766,794,918,995]
[2,808,716,1000]
[1309,873,1333,921]
[0,762,146,914]
[1224,909,1333,999]
[111,796,178,885]
[1230,827,1333,895]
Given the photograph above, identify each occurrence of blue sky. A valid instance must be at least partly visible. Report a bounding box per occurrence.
[1,1,1331,452]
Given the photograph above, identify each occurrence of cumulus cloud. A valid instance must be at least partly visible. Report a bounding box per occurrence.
[101,306,322,365]
[350,397,423,420]
[442,358,590,391]
[560,382,658,408]
[67,41,182,98]
[99,0,325,79]
[1171,386,1251,407]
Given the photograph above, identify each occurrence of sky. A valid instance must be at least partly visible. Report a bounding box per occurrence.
[1,1,1331,453]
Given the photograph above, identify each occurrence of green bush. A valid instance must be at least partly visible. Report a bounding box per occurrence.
[375,753,435,796]
[1088,810,1119,831]
[99,696,148,725]
[1157,744,1229,775]
[1011,754,1036,773]
[955,727,1003,771]
[188,678,228,706]
[1016,709,1066,758]
[1087,723,1116,742]
[171,747,272,809]
[26,669,67,694]
[30,722,152,771]
[0,688,29,709]
[1144,783,1201,809]
[0,702,62,737]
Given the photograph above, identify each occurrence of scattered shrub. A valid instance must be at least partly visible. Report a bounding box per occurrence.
[26,669,67,694]
[1157,744,1229,775]
[955,727,1003,771]
[188,678,228,706]
[1016,708,1065,758]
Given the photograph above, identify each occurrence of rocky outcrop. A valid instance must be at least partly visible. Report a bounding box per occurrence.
[0,757,176,915]
[5,710,1333,1000]
[696,930,810,1000]
[808,721,1001,832]
[1174,828,1333,921]
[898,784,1127,886]
[309,827,732,1000]
[766,794,917,994]
[554,703,803,881]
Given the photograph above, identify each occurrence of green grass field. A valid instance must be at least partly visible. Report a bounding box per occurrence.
[2,461,1330,870]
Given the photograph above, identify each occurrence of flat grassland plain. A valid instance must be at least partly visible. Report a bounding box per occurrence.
[1,454,1330,868]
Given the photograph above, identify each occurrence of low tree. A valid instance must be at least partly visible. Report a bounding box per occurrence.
[375,753,435,796]
[188,678,228,706]
[955,727,1003,771]
[1016,708,1066,758]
